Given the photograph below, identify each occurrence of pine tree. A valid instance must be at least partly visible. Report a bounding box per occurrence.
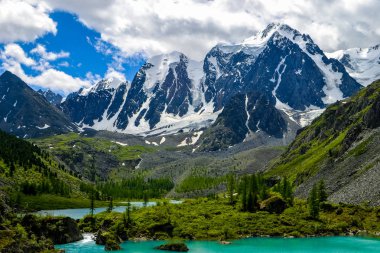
[308,183,319,219]
[143,191,149,207]
[241,177,248,211]
[318,180,328,202]
[90,191,95,216]
[9,162,15,177]
[227,174,235,205]
[124,201,132,229]
[107,196,113,212]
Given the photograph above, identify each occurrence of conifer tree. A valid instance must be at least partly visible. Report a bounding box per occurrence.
[241,177,248,211]
[107,196,113,212]
[308,183,319,219]
[318,180,328,202]
[227,173,235,205]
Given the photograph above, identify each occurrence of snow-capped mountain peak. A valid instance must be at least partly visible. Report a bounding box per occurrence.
[80,78,127,96]
[326,44,380,86]
[61,23,361,146]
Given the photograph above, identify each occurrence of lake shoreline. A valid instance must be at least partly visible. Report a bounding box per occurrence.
[57,235,380,253]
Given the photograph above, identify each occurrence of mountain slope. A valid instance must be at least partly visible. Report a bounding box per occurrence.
[0,71,76,138]
[327,44,380,86]
[267,79,380,205]
[61,23,361,149]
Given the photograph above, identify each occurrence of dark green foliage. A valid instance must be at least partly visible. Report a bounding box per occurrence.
[155,242,189,252]
[107,197,113,213]
[239,173,267,212]
[226,173,236,205]
[20,177,71,197]
[273,177,294,206]
[82,198,380,242]
[98,177,174,199]
[0,130,47,172]
[308,183,320,219]
[318,180,328,202]
[90,192,95,217]
[175,169,226,194]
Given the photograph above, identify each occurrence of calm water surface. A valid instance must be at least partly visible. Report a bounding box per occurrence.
[58,235,380,253]
[36,200,182,219]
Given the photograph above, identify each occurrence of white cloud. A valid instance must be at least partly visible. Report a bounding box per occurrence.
[105,67,126,83]
[29,69,91,94]
[0,43,90,95]
[42,0,380,60]
[0,0,56,43]
[1,43,35,66]
[30,44,69,61]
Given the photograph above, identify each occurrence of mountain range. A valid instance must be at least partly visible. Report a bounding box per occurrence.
[59,23,364,150]
[1,23,379,150]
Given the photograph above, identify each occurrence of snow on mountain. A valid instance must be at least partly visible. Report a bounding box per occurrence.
[326,44,380,86]
[61,23,361,146]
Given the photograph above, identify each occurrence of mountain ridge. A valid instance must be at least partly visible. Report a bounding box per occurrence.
[0,71,76,138]
[61,23,361,150]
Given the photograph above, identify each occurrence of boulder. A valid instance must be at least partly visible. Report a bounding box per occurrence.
[260,196,287,214]
[155,242,189,252]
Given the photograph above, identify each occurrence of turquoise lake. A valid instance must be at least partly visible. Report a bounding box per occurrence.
[58,235,380,253]
[36,201,182,220]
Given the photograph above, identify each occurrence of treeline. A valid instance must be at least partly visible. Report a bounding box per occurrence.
[0,130,48,172]
[224,173,294,213]
[237,174,269,212]
[97,177,174,199]
[176,174,226,193]
[20,177,71,197]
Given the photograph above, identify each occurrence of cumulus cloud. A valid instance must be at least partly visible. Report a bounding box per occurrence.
[0,0,56,43]
[30,69,91,94]
[42,0,380,60]
[1,43,36,66]
[0,43,90,94]
[30,44,70,61]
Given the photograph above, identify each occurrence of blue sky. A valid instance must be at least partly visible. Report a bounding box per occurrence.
[0,11,145,95]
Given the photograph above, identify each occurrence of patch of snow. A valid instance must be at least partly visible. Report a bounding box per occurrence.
[112,141,128,146]
[208,56,222,79]
[177,138,189,147]
[177,131,203,147]
[159,137,166,144]
[243,95,252,141]
[272,55,291,110]
[3,110,11,122]
[190,131,203,145]
[13,100,17,107]
[145,140,151,145]
[36,124,50,129]
[256,120,261,133]
[135,159,142,169]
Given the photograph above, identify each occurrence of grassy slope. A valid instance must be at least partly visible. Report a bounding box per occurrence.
[265,80,380,204]
[267,80,380,180]
[33,133,155,181]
